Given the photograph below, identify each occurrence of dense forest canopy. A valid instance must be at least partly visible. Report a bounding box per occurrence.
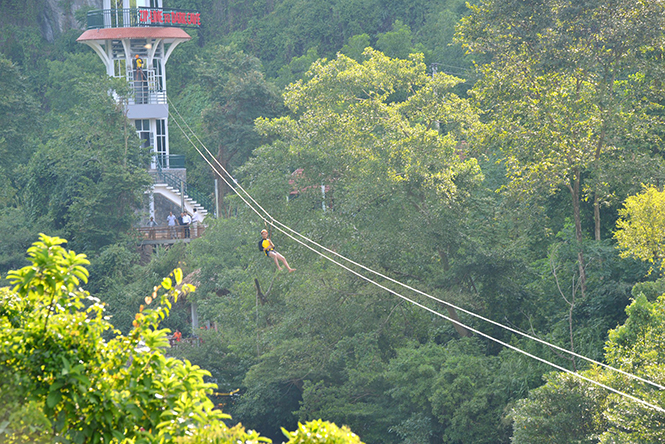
[1,0,665,443]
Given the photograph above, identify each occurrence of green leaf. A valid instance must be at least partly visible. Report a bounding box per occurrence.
[46,389,62,408]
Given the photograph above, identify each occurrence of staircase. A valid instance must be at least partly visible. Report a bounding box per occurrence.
[152,183,209,219]
[151,167,212,219]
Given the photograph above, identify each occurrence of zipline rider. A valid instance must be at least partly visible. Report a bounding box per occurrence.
[259,229,295,272]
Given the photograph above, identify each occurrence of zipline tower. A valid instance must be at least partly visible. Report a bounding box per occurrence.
[77,1,209,224]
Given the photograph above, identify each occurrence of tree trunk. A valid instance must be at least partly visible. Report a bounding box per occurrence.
[215,172,226,217]
[215,146,229,217]
[568,300,576,371]
[593,129,605,242]
[570,170,587,298]
[594,194,601,241]
[254,278,268,305]
[446,306,472,337]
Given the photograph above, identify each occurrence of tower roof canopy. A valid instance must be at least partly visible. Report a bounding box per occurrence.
[77,27,191,42]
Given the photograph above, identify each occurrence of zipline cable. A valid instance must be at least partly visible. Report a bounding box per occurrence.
[169,112,665,413]
[167,99,665,392]
[166,100,665,403]
[167,111,268,225]
[167,100,665,393]
[167,99,665,390]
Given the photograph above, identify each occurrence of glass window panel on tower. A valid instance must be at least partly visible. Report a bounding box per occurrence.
[135,119,151,149]
[156,119,167,167]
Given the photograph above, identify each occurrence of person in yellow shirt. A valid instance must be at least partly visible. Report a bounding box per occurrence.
[260,229,295,272]
[134,54,147,103]
[134,54,145,79]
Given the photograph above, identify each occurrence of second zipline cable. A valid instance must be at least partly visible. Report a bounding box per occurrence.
[166,100,665,407]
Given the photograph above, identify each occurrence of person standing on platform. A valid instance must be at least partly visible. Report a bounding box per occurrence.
[182,212,192,238]
[167,211,177,238]
[147,216,157,240]
[191,208,201,237]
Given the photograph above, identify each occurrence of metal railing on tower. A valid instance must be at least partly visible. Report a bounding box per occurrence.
[86,8,201,30]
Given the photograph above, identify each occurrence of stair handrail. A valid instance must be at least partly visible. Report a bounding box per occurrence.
[183,185,214,214]
[155,162,186,193]
[154,159,214,212]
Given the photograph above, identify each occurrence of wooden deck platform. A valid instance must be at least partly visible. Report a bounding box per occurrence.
[137,225,206,244]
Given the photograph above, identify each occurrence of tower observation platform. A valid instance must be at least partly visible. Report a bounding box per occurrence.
[77,1,210,233]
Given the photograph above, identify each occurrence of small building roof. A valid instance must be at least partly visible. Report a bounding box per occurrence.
[77,27,191,42]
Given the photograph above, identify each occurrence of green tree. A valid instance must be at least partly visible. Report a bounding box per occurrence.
[245,48,486,328]
[598,293,665,443]
[376,20,426,61]
[340,34,370,62]
[614,186,665,274]
[0,235,231,442]
[216,0,473,78]
[275,47,320,90]
[415,1,470,77]
[43,51,106,116]
[456,0,665,296]
[193,44,283,216]
[0,234,365,444]
[0,53,40,206]
[24,73,151,252]
[0,53,47,279]
[510,200,665,442]
[510,371,606,444]
[385,339,513,443]
[511,290,665,443]
[218,48,542,443]
[282,420,364,444]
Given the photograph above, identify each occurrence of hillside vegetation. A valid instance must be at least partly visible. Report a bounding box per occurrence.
[1,0,665,443]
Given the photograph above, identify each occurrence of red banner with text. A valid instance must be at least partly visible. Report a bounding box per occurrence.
[138,9,201,27]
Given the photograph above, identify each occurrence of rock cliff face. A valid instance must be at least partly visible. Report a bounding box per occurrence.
[40,0,102,42]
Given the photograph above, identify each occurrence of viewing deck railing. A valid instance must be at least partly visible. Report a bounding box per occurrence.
[127,69,166,105]
[153,154,185,170]
[86,8,201,30]
[138,225,206,242]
